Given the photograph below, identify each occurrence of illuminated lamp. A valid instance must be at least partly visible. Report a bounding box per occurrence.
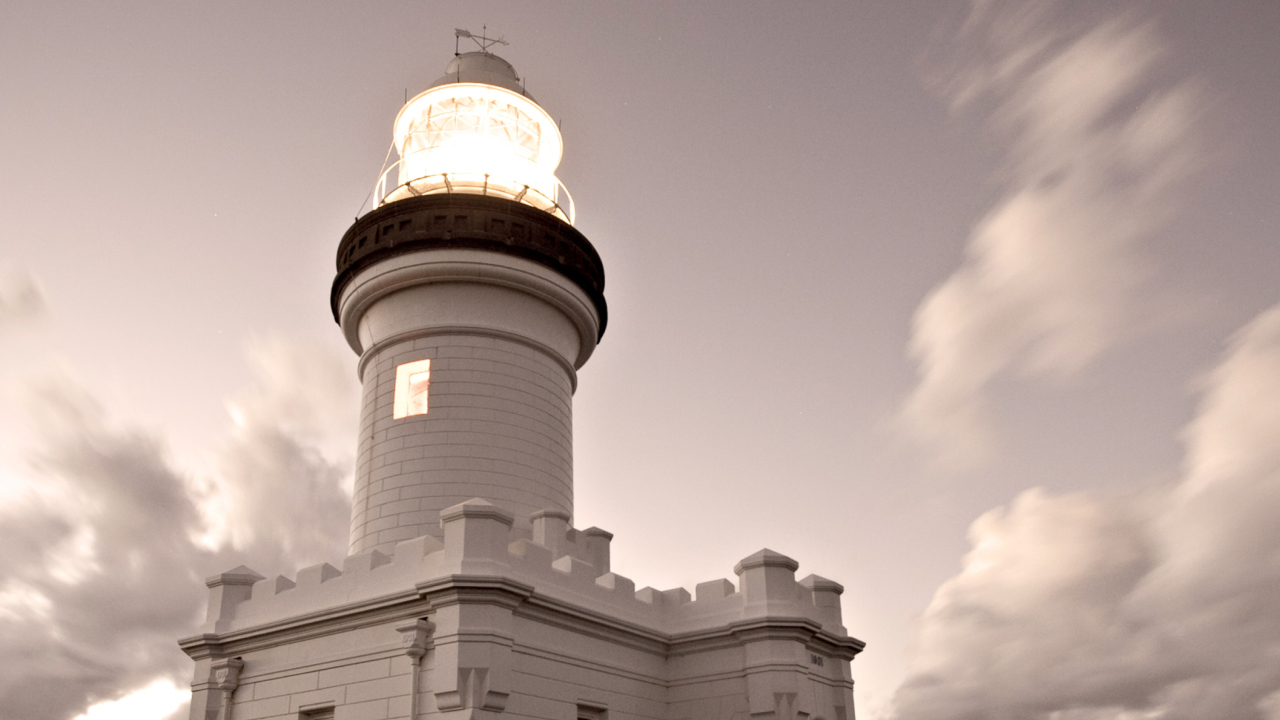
[372,51,574,223]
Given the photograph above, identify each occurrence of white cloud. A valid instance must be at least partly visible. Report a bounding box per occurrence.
[225,335,360,448]
[891,301,1280,719]
[900,3,1202,469]
[210,336,357,563]
[75,678,188,720]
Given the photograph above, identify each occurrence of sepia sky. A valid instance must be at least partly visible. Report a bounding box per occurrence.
[3,1,1280,718]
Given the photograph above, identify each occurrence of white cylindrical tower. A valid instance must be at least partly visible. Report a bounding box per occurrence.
[332,50,606,555]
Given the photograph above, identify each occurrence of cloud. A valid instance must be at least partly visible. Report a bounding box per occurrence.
[0,336,358,720]
[212,336,357,565]
[0,382,214,720]
[900,3,1203,469]
[890,301,1280,720]
[73,678,189,720]
[0,267,47,328]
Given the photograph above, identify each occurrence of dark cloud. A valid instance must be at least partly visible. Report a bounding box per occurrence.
[891,304,1280,719]
[0,338,356,719]
[0,383,213,719]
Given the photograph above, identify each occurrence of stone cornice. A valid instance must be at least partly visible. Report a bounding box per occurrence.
[667,615,866,661]
[517,590,670,655]
[178,588,424,659]
[180,573,864,665]
[332,193,607,339]
[416,574,533,609]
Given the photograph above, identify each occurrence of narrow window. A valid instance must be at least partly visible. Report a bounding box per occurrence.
[393,359,431,419]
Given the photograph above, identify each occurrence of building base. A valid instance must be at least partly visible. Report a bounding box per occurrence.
[181,499,863,720]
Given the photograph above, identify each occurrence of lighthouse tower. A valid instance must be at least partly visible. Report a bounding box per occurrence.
[332,47,604,554]
[182,37,863,720]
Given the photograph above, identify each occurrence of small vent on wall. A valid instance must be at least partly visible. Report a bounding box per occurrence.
[577,703,607,720]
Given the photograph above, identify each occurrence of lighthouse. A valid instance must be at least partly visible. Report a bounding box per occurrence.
[182,36,863,720]
[332,46,604,555]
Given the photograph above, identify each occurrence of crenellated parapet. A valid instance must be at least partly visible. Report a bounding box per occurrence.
[182,498,862,720]
[193,498,854,645]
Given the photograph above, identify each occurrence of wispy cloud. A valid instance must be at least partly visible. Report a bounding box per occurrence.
[212,336,357,563]
[900,2,1203,469]
[891,301,1280,719]
[0,267,47,329]
[0,333,357,719]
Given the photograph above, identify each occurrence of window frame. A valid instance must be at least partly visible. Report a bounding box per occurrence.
[392,358,432,419]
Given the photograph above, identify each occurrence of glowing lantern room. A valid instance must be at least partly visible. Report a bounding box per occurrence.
[372,51,574,223]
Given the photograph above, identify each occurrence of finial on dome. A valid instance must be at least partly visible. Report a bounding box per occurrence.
[455,26,508,54]
[436,27,524,94]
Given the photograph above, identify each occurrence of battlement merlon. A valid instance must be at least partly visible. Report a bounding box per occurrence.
[201,565,265,634]
[181,498,862,650]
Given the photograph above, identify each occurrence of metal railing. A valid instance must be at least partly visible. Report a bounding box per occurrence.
[370,159,575,225]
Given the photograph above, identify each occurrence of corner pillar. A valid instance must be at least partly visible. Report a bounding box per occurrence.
[441,499,516,576]
[429,596,516,720]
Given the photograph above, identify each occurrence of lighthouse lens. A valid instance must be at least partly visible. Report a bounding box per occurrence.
[379,83,571,221]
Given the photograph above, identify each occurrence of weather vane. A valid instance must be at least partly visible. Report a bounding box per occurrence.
[455,26,507,55]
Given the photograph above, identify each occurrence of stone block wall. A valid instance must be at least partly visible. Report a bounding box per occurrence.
[350,333,575,554]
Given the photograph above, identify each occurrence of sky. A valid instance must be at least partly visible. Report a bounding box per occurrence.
[2,1,1279,718]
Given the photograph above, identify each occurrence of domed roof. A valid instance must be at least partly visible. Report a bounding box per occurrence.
[426,51,530,97]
